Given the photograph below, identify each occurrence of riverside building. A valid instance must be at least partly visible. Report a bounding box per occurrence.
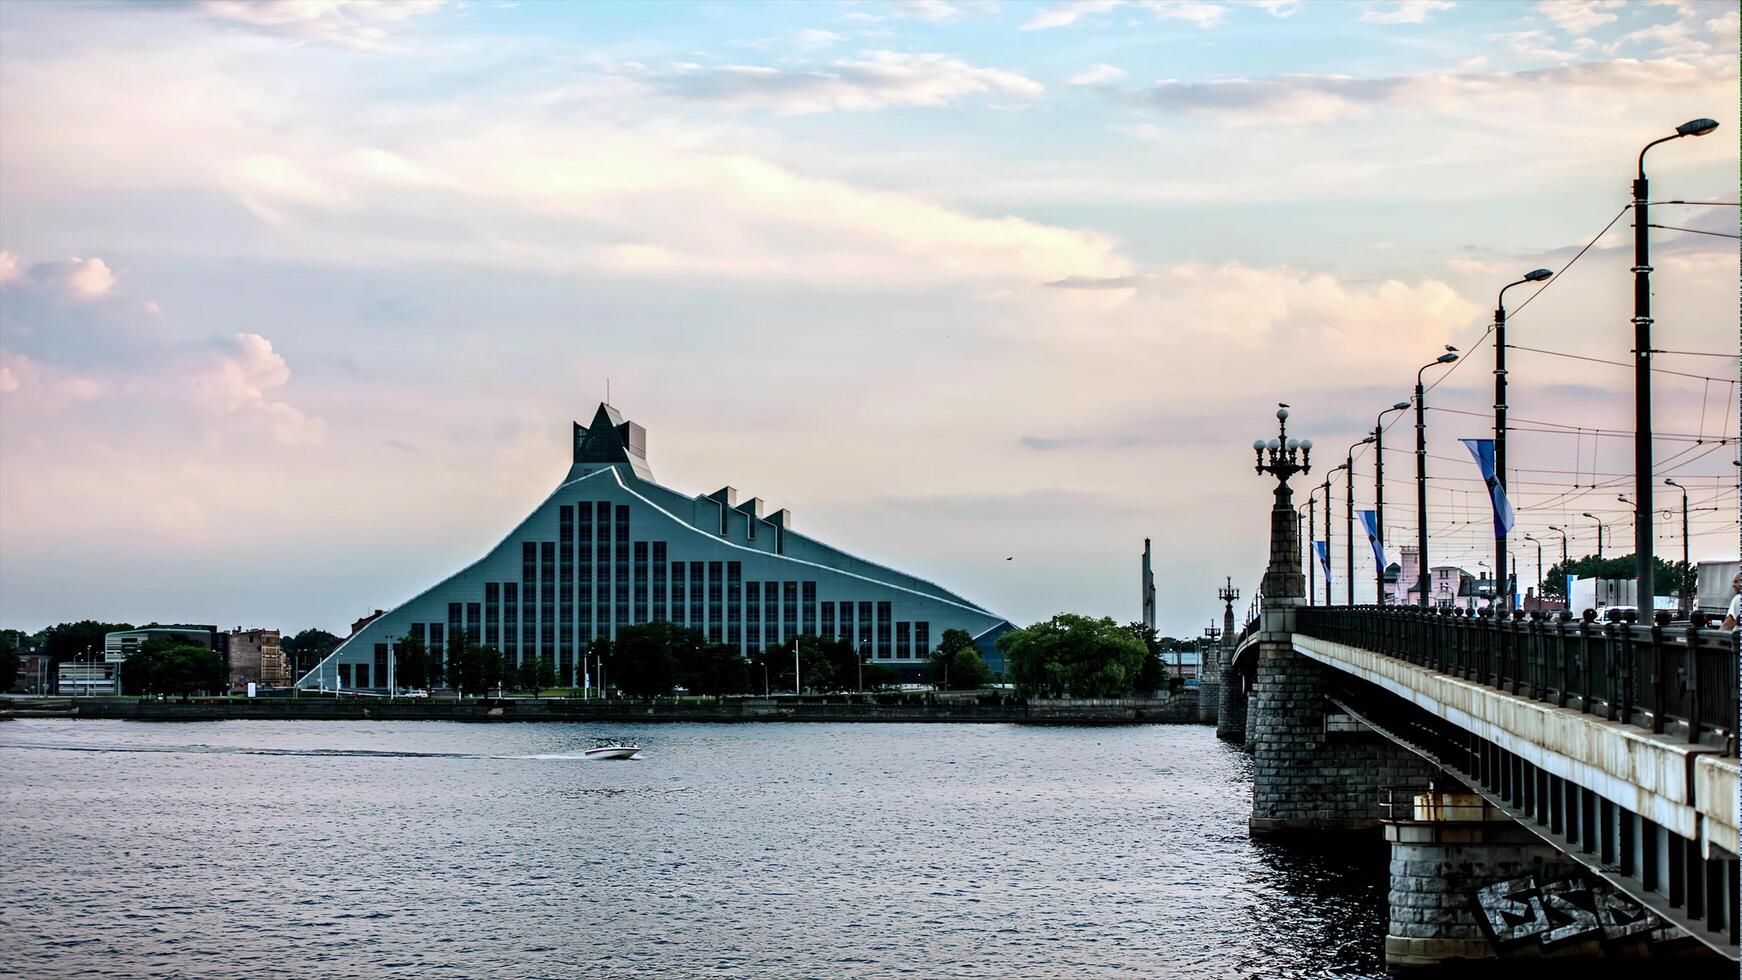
[297,404,1013,691]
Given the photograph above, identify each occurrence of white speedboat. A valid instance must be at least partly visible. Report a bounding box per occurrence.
[583,740,640,760]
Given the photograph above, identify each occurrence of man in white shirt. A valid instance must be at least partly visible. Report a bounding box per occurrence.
[1724,572,1740,630]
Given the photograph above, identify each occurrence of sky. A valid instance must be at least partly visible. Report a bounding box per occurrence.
[0,0,1737,639]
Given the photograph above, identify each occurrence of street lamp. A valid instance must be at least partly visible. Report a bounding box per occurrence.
[1522,533,1544,603]
[1633,117,1719,617]
[1546,524,1569,567]
[1664,478,1691,614]
[1493,269,1553,613]
[1344,435,1375,606]
[1324,466,1344,606]
[1298,495,1316,605]
[1582,512,1606,559]
[1252,407,1313,606]
[1477,560,1491,608]
[1415,348,1460,606]
[1373,401,1410,605]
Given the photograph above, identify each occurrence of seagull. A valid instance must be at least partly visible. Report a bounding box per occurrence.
[1005,556,1014,561]
[1278,402,1290,408]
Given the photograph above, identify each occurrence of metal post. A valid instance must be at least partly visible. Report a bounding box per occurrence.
[1345,453,1355,606]
[1324,477,1334,607]
[1632,166,1654,620]
[1307,495,1316,605]
[1495,300,1508,612]
[1374,423,1385,604]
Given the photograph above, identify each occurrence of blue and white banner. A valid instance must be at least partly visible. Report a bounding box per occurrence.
[1357,509,1385,572]
[1313,540,1332,585]
[1460,438,1516,537]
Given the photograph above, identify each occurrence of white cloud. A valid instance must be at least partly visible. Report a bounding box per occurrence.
[0,250,19,287]
[794,28,842,49]
[1254,0,1300,15]
[1487,29,1577,61]
[1066,63,1128,85]
[888,0,1000,21]
[1024,0,1226,30]
[193,333,326,446]
[1359,1,1455,25]
[638,52,1044,114]
[196,0,448,51]
[1535,0,1623,34]
[30,256,120,299]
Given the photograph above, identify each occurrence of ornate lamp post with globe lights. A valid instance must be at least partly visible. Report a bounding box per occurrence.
[1252,408,1312,609]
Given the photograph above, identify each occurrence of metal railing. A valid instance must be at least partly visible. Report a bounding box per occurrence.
[1297,605,1738,754]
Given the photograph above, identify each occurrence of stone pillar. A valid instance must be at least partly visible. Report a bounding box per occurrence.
[1215,651,1246,741]
[1384,796,1630,971]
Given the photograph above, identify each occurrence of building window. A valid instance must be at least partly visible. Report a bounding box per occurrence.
[859,601,874,658]
[652,542,668,619]
[560,505,574,657]
[578,504,594,639]
[355,663,370,688]
[876,602,892,659]
[485,583,500,646]
[782,582,798,643]
[615,511,630,627]
[915,621,930,658]
[338,664,352,688]
[522,541,536,583]
[727,562,742,648]
[672,562,687,627]
[633,541,649,623]
[802,582,816,636]
[747,581,761,632]
[820,601,834,639]
[690,562,706,632]
[503,583,518,659]
[838,602,854,650]
[896,622,910,660]
[374,643,389,688]
[707,561,724,643]
[448,602,463,651]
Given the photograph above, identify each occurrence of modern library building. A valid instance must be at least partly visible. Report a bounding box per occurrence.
[297,404,1013,691]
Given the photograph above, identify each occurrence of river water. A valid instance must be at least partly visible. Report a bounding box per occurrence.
[1,719,1388,978]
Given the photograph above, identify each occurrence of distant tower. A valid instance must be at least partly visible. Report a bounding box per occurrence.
[1141,538,1157,631]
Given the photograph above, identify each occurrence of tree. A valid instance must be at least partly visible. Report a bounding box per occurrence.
[281,628,341,675]
[121,638,226,701]
[0,630,21,694]
[927,628,993,690]
[40,621,134,687]
[427,642,447,689]
[680,643,749,699]
[478,647,506,696]
[610,621,694,698]
[998,614,1148,699]
[1539,554,1689,601]
[515,658,538,693]
[394,633,428,691]
[535,654,558,694]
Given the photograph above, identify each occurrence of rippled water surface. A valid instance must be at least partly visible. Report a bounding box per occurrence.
[1,719,1387,978]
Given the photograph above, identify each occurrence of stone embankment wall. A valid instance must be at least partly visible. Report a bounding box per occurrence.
[43,692,1202,725]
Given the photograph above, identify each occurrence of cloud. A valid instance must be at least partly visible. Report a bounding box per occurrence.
[0,250,19,287]
[24,256,120,299]
[1486,30,1578,61]
[638,52,1043,114]
[1046,274,1146,289]
[1023,1,1227,30]
[1132,53,1728,125]
[1358,1,1454,24]
[193,334,327,446]
[1066,63,1127,85]
[1535,0,1623,35]
[195,0,448,51]
[793,28,842,49]
[888,0,1000,21]
[1254,0,1300,14]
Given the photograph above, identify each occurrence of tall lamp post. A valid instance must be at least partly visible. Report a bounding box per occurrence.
[1415,349,1460,606]
[1477,560,1491,609]
[1493,269,1554,613]
[1323,468,1343,606]
[1373,401,1410,605]
[1299,496,1316,605]
[1522,533,1544,603]
[1344,436,1374,605]
[1546,525,1569,567]
[1252,408,1313,610]
[1633,117,1719,615]
[1200,625,1220,682]
[1664,478,1691,614]
[1583,512,1606,559]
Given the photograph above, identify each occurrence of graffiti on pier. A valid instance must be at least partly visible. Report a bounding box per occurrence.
[1476,876,1674,951]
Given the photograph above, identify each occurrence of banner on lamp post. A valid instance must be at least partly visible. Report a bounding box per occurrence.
[1313,540,1332,587]
[1460,438,1516,537]
[1357,509,1385,578]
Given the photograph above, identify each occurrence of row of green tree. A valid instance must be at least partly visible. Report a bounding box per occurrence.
[0,621,348,693]
[1536,555,1692,600]
[116,638,227,700]
[996,615,1194,699]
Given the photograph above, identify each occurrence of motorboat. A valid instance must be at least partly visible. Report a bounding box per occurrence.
[582,739,640,760]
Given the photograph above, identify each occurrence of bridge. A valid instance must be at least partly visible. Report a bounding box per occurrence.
[1208,412,1738,970]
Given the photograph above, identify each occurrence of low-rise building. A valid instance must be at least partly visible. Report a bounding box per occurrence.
[227,628,286,691]
[103,626,224,694]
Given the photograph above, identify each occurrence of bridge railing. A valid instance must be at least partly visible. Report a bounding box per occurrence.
[1296,605,1738,755]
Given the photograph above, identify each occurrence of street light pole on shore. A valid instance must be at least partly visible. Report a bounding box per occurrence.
[1344,437,1373,606]
[1632,117,1718,617]
[1583,512,1606,560]
[1665,478,1691,613]
[1373,402,1409,605]
[1415,350,1459,606]
[1323,471,1340,607]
